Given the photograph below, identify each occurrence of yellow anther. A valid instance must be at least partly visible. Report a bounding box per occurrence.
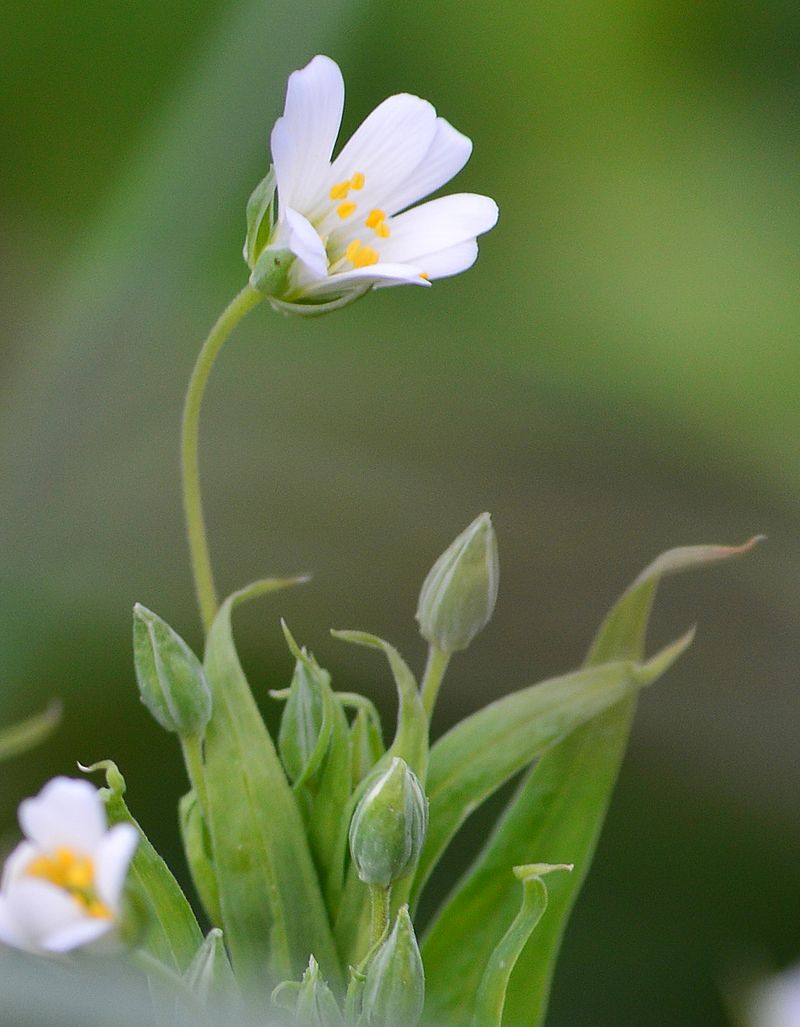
[419,272,430,280]
[365,208,386,229]
[375,221,390,239]
[354,246,379,268]
[350,172,365,190]
[346,239,363,263]
[86,899,112,920]
[329,180,351,201]
[337,201,357,219]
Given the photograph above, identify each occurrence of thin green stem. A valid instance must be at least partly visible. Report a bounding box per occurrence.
[369,884,390,949]
[420,644,451,720]
[181,283,264,634]
[181,733,208,819]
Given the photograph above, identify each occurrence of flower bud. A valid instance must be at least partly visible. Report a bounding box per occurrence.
[132,604,211,735]
[416,512,499,654]
[349,758,427,888]
[361,906,424,1027]
[277,648,329,785]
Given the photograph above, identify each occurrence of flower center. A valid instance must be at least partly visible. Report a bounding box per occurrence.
[327,174,392,267]
[26,847,112,919]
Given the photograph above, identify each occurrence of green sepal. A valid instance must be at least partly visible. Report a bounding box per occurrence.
[201,579,341,991]
[243,167,276,270]
[329,631,428,964]
[0,701,61,762]
[295,956,345,1027]
[133,604,211,736]
[412,637,690,909]
[80,760,202,972]
[275,621,353,907]
[250,245,294,298]
[178,790,222,926]
[468,865,571,1027]
[421,538,760,1027]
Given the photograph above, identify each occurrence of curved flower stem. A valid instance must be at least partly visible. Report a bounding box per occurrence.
[181,284,264,634]
[420,644,450,720]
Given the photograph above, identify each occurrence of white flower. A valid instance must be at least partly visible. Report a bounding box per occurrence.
[246,55,499,311]
[0,777,138,954]
[750,964,800,1027]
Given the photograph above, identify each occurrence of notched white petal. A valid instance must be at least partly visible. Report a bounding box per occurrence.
[387,117,473,216]
[19,777,106,852]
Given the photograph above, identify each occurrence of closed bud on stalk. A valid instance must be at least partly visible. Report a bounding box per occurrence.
[349,758,427,888]
[361,906,424,1027]
[294,956,344,1027]
[133,605,211,735]
[416,512,499,654]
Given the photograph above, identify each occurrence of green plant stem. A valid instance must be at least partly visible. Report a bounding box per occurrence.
[181,733,209,819]
[181,283,264,634]
[369,884,390,948]
[420,645,450,719]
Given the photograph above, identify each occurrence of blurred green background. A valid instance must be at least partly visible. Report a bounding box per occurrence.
[1,1,798,1023]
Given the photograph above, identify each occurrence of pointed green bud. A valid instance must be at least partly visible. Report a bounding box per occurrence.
[361,906,424,1027]
[416,512,499,654]
[277,623,331,784]
[349,758,427,887]
[132,605,211,735]
[294,955,344,1027]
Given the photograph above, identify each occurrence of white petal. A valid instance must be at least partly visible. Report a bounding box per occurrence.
[271,55,345,214]
[44,917,113,953]
[1,841,37,889]
[378,193,499,265]
[284,208,328,276]
[3,878,86,952]
[19,778,106,852]
[300,262,431,300]
[325,94,438,216]
[95,824,138,909]
[385,117,473,215]
[416,239,479,280]
[0,895,26,950]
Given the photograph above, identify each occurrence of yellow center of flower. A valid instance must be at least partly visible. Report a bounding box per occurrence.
[26,847,112,919]
[345,239,379,268]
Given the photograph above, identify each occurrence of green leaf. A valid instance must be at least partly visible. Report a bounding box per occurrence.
[0,701,61,762]
[468,865,571,1027]
[412,639,689,909]
[202,580,341,992]
[81,760,202,972]
[421,538,760,1027]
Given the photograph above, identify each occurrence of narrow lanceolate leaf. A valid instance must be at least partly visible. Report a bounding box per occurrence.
[412,639,690,909]
[422,538,760,1027]
[0,701,61,762]
[468,866,571,1027]
[82,760,202,972]
[202,581,341,992]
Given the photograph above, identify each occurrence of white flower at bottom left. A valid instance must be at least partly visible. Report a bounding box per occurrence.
[0,777,138,954]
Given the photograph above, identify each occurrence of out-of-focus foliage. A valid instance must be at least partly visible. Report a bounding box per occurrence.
[1,1,798,1024]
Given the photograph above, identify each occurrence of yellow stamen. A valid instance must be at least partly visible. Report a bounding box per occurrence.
[353,246,379,268]
[346,239,363,263]
[350,171,365,190]
[337,201,357,219]
[375,221,390,239]
[26,847,112,919]
[365,208,386,229]
[329,180,351,201]
[420,273,429,280]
